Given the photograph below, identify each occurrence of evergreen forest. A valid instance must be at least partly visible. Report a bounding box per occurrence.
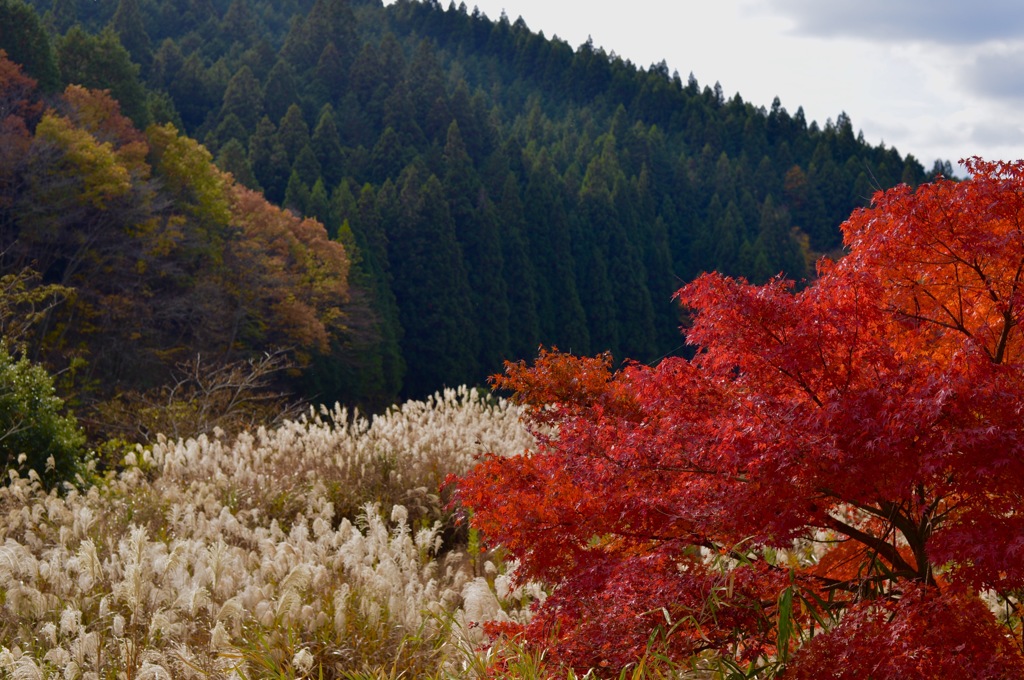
[0,0,946,427]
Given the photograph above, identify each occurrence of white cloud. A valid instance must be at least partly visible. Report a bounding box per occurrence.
[960,44,1024,100]
[968,119,1024,147]
[760,0,1024,44]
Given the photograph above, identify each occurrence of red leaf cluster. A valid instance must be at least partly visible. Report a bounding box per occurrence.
[788,584,1023,679]
[456,159,1024,676]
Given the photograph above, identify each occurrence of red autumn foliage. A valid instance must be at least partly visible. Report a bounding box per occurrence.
[787,584,1024,679]
[0,49,42,126]
[0,53,37,214]
[456,158,1024,677]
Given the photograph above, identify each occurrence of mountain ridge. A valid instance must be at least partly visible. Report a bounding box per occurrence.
[1,0,941,413]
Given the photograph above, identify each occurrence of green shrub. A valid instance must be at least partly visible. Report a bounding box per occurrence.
[0,344,86,487]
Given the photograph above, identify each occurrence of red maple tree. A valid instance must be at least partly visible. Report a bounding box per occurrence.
[456,158,1024,677]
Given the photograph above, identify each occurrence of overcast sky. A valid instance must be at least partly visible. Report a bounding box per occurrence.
[399,0,1024,175]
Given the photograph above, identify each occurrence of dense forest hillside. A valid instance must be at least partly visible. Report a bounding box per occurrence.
[1,0,943,414]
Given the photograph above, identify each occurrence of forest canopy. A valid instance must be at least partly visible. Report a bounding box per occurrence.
[0,0,944,411]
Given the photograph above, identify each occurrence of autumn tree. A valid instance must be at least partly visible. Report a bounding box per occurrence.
[456,158,1024,677]
[0,52,40,239]
[109,0,153,73]
[225,181,349,361]
[0,47,42,124]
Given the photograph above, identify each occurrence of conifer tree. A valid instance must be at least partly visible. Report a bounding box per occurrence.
[219,64,263,130]
[292,143,321,186]
[110,0,152,72]
[149,37,183,90]
[386,166,477,397]
[307,177,331,229]
[369,126,406,184]
[281,0,357,73]
[579,135,658,359]
[215,138,259,190]
[248,115,288,202]
[312,41,345,106]
[204,112,247,154]
[277,102,310,163]
[356,182,404,399]
[497,172,541,359]
[44,0,78,34]
[523,152,590,353]
[262,59,298,123]
[221,0,259,46]
[283,169,310,215]
[312,103,344,187]
[443,120,510,372]
[168,52,214,130]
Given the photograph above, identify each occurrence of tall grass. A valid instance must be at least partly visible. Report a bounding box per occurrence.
[0,387,540,678]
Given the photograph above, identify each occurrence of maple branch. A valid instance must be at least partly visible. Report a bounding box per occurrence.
[992,257,1024,364]
[954,259,966,331]
[964,255,1019,363]
[842,496,939,584]
[901,286,971,337]
[883,499,937,584]
[745,314,825,407]
[684,529,912,601]
[769,363,823,408]
[931,497,962,524]
[822,514,917,579]
[817,571,919,596]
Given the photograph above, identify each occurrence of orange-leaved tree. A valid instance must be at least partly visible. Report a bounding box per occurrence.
[455,158,1024,677]
[0,50,353,440]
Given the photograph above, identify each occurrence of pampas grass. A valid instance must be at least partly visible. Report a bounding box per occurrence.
[0,387,538,679]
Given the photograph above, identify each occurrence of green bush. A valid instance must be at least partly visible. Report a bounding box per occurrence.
[0,344,86,487]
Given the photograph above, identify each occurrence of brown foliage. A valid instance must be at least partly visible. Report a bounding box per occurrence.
[227,183,349,359]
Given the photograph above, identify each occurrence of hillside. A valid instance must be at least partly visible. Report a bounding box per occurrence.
[1,0,940,412]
